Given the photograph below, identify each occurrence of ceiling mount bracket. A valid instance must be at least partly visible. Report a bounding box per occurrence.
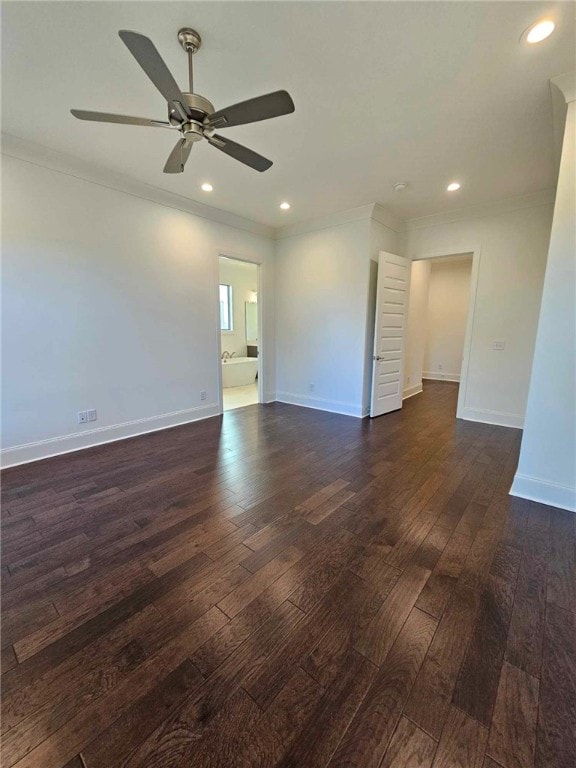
[177,28,202,54]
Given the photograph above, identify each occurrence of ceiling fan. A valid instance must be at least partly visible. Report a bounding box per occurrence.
[71,28,295,174]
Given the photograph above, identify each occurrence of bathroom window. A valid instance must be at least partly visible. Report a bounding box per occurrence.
[219,284,233,331]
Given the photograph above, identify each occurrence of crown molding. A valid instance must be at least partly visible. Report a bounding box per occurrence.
[274,203,375,240]
[551,72,576,104]
[550,73,575,173]
[274,188,555,241]
[0,132,274,239]
[371,203,404,234]
[2,131,558,243]
[404,189,556,231]
[274,202,403,240]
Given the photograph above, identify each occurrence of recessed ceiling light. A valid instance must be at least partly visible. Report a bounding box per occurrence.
[393,182,408,192]
[522,19,555,45]
[447,182,461,192]
[280,202,291,210]
[201,182,213,192]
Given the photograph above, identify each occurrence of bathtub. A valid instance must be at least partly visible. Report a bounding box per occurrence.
[221,357,258,388]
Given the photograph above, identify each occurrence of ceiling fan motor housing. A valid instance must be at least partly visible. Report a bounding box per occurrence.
[169,92,215,129]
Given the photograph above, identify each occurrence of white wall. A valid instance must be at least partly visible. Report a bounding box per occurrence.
[405,198,553,427]
[403,260,431,397]
[1,150,556,470]
[423,259,472,381]
[1,154,275,466]
[219,258,258,358]
[512,97,576,511]
[275,218,371,416]
[274,208,401,418]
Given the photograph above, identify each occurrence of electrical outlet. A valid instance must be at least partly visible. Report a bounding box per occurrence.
[438,364,443,371]
[87,409,97,422]
[309,382,315,392]
[200,390,207,401]
[78,411,87,424]
[492,340,506,351]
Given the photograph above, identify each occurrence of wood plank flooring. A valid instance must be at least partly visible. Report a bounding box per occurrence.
[1,381,574,768]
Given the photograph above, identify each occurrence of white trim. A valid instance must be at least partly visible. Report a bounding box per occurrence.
[551,72,576,104]
[550,80,569,174]
[1,133,273,238]
[410,246,480,422]
[2,134,556,241]
[275,391,364,418]
[510,473,576,513]
[275,202,403,241]
[459,407,524,429]
[371,204,404,233]
[0,403,220,469]
[214,254,225,416]
[405,189,555,231]
[216,251,264,413]
[422,372,461,382]
[403,383,423,400]
[3,133,555,242]
[274,204,375,240]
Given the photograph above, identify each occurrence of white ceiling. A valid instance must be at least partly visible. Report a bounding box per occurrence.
[2,1,574,228]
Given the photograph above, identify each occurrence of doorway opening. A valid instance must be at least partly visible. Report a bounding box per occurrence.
[218,255,260,412]
[405,252,474,413]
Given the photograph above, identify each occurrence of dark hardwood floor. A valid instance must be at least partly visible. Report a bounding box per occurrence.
[1,381,574,768]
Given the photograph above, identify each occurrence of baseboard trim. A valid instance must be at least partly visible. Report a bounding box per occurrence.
[403,383,423,400]
[422,372,461,382]
[275,391,363,418]
[459,407,524,429]
[1,403,221,469]
[510,473,576,512]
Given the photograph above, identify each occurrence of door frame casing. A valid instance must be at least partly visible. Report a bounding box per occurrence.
[214,251,263,414]
[409,245,481,420]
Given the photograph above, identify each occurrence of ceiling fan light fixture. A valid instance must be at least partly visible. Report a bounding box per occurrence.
[521,19,555,45]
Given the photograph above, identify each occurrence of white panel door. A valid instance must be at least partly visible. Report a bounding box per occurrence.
[370,251,411,417]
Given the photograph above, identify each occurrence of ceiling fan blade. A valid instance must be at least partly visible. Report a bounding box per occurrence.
[207,134,272,172]
[163,139,193,174]
[70,110,172,128]
[118,30,191,119]
[206,90,294,129]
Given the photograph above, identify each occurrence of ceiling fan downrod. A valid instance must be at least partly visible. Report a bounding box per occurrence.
[177,27,201,93]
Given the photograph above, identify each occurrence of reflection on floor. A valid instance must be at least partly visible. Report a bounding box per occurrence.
[223,382,259,411]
